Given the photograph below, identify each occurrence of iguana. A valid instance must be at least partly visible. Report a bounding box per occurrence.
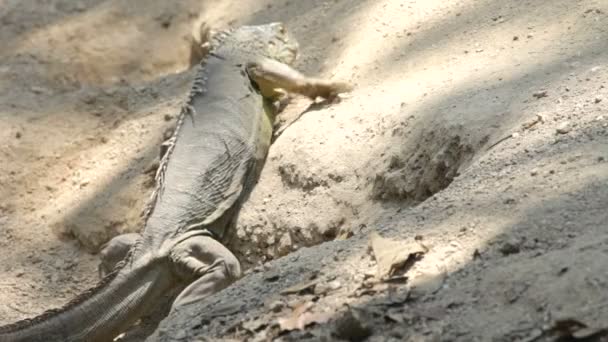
[0,22,350,342]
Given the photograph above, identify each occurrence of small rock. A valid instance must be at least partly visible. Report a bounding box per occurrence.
[512,36,519,41]
[62,261,76,270]
[505,282,529,303]
[15,132,21,139]
[410,271,446,298]
[314,280,342,295]
[334,308,372,342]
[503,198,516,204]
[268,300,285,313]
[499,239,521,255]
[536,113,547,122]
[53,259,66,270]
[277,233,293,256]
[530,168,539,176]
[263,269,280,282]
[30,86,50,95]
[532,90,548,99]
[82,93,97,105]
[163,114,173,121]
[556,122,571,134]
[595,97,602,103]
[171,329,187,340]
[156,13,173,29]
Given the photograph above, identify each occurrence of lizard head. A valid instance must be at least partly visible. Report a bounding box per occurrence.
[212,22,299,65]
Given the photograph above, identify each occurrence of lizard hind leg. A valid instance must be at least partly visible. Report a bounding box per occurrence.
[169,235,241,309]
[98,233,141,278]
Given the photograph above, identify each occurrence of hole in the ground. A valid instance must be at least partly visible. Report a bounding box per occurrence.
[225,122,481,271]
[371,128,476,204]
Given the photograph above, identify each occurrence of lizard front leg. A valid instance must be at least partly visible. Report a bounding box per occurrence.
[169,235,241,309]
[246,57,352,101]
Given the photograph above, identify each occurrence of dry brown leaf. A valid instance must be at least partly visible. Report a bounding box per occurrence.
[370,232,427,279]
[276,302,332,332]
[545,319,608,341]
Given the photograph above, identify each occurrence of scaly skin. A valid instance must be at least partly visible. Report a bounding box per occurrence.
[0,22,350,342]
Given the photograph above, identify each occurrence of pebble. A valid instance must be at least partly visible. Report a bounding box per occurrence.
[315,280,342,295]
[263,269,280,282]
[532,90,548,99]
[334,308,372,342]
[499,239,521,255]
[30,86,50,95]
[556,122,571,134]
[268,300,284,313]
[503,198,516,204]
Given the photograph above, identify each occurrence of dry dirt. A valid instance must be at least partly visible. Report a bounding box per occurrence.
[1,0,607,341]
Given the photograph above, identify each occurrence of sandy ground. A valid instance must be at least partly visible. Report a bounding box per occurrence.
[1,0,607,341]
